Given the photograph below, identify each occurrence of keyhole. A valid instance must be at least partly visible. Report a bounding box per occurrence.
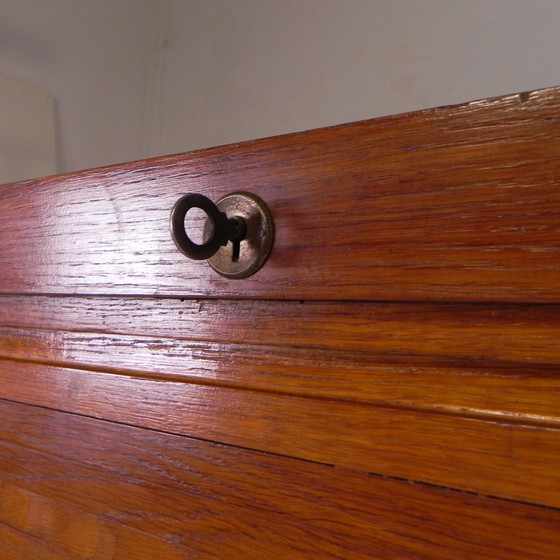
[231,240,241,262]
[227,217,247,263]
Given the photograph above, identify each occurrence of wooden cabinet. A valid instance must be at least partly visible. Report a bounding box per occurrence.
[0,87,559,558]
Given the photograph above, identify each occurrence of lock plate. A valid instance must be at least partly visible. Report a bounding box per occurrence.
[204,192,274,279]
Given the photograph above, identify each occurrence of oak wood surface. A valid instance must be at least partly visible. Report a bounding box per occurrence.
[1,295,560,367]
[1,399,559,560]
[0,86,559,558]
[1,87,559,301]
[2,322,559,418]
[0,297,558,418]
[0,358,558,509]
[0,522,83,560]
[0,484,187,560]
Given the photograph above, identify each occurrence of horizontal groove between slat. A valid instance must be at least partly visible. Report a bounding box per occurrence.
[0,330,560,425]
[2,398,558,560]
[0,353,558,429]
[3,292,560,306]
[1,295,558,359]
[3,395,560,513]
[0,358,558,509]
[0,293,558,423]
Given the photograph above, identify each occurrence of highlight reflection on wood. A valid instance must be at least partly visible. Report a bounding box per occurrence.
[0,86,559,558]
[0,88,559,301]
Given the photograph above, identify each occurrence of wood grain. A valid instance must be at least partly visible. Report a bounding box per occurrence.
[0,484,187,560]
[0,296,558,421]
[1,86,560,557]
[0,359,558,509]
[1,87,559,301]
[0,521,83,560]
[1,295,560,366]
[1,399,559,560]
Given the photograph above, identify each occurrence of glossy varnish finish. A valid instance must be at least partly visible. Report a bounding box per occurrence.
[0,87,559,558]
[0,88,559,301]
[1,399,559,560]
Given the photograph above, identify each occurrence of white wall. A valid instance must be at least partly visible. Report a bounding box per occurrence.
[0,0,160,174]
[0,73,56,184]
[155,0,560,156]
[1,0,560,179]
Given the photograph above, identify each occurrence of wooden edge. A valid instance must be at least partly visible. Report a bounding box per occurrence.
[1,86,559,301]
[0,360,558,509]
[1,398,559,559]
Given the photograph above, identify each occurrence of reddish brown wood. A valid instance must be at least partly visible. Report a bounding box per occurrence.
[1,399,559,560]
[0,296,558,420]
[0,88,559,301]
[0,484,187,560]
[0,359,558,509]
[0,86,559,557]
[1,296,560,367]
[0,522,82,560]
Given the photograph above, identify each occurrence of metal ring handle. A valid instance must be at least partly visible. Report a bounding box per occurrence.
[170,194,229,260]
